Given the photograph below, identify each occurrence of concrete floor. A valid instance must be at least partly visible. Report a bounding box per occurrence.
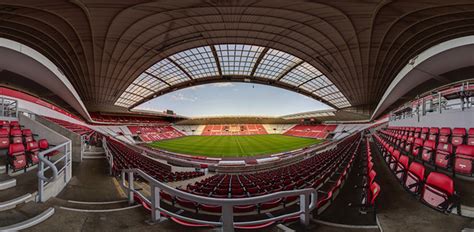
[371,142,474,232]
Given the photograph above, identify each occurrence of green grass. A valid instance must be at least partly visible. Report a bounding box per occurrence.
[147,134,323,158]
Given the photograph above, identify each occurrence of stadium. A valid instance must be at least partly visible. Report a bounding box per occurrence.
[0,1,473,231]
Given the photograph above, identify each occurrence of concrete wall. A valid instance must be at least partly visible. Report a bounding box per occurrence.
[389,108,474,128]
[35,115,83,163]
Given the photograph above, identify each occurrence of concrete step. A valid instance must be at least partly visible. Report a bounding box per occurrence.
[0,178,16,191]
[83,151,105,156]
[0,202,54,230]
[0,193,33,211]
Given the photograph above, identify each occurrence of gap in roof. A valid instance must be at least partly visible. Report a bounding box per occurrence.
[134,83,332,117]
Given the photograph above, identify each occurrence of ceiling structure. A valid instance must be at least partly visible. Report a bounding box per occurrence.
[1,0,474,119]
[115,44,351,109]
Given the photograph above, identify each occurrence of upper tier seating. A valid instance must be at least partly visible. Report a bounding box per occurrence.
[283,124,337,139]
[43,116,93,136]
[201,124,268,136]
[90,113,169,124]
[106,138,203,182]
[127,125,184,142]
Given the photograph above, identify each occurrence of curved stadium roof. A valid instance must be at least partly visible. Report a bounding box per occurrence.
[115,44,351,109]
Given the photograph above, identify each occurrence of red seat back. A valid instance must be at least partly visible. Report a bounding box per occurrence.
[421,140,436,162]
[439,127,451,143]
[454,145,474,175]
[451,128,466,146]
[420,127,429,140]
[8,143,25,156]
[369,182,380,205]
[468,128,474,146]
[428,127,439,141]
[0,128,9,149]
[435,143,452,169]
[38,139,50,150]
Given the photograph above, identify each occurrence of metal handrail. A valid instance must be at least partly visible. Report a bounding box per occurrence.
[121,168,317,232]
[36,141,69,182]
[37,141,72,202]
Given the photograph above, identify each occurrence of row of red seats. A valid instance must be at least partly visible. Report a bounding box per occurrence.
[378,129,474,177]
[157,134,361,215]
[374,134,460,213]
[349,138,380,214]
[106,138,203,182]
[43,116,93,136]
[90,113,168,124]
[380,130,474,176]
[201,124,268,136]
[284,124,337,139]
[387,126,474,147]
[0,120,57,172]
[128,125,184,142]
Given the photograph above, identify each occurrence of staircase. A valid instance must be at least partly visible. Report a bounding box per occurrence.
[82,145,106,160]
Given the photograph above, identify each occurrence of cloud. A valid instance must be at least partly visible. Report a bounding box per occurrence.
[212,83,234,87]
[170,93,197,102]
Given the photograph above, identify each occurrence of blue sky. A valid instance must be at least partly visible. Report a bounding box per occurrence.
[135,83,331,117]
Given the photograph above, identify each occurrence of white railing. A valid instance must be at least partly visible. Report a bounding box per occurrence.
[37,141,72,202]
[102,137,114,175]
[121,168,317,232]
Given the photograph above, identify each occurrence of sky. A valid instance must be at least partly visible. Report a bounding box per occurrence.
[135,83,332,117]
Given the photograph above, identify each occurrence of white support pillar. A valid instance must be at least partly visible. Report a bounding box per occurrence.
[151,186,161,222]
[299,193,310,226]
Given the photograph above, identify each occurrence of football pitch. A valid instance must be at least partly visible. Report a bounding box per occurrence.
[147,134,323,158]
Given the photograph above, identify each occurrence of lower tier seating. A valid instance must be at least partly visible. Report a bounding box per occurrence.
[157,133,361,215]
[106,138,203,182]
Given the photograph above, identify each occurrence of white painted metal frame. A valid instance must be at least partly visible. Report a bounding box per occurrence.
[121,168,317,232]
[37,141,72,202]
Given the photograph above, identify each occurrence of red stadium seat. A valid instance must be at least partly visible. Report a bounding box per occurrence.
[389,150,400,171]
[451,128,466,146]
[421,140,436,163]
[404,162,425,195]
[38,139,60,157]
[22,129,34,143]
[428,127,439,142]
[395,155,409,182]
[453,145,474,175]
[439,127,451,143]
[8,143,27,171]
[420,172,457,213]
[434,143,453,169]
[25,141,40,165]
[412,138,424,157]
[10,128,23,144]
[0,128,10,149]
[420,127,429,140]
[468,128,474,146]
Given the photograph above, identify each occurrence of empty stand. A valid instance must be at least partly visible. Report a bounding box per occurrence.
[201,124,268,136]
[284,124,337,139]
[128,125,184,142]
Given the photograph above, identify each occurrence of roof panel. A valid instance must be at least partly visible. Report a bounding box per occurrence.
[169,46,219,78]
[254,48,302,79]
[216,44,264,76]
